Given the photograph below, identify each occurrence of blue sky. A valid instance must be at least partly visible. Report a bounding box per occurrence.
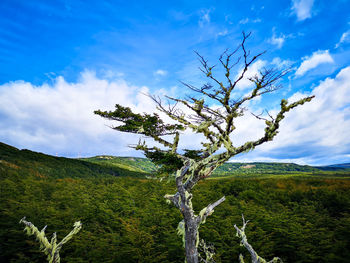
[0,0,349,165]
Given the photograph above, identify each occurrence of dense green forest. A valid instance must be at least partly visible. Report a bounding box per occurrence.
[1,142,350,262]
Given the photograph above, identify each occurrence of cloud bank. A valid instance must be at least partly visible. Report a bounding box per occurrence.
[0,71,154,157]
[233,66,350,165]
[0,66,349,165]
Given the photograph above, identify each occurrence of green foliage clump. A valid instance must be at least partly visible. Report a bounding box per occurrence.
[145,149,204,177]
[95,105,184,137]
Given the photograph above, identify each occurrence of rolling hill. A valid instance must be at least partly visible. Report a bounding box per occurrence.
[0,142,148,179]
[81,155,350,177]
[318,163,350,170]
[1,141,349,179]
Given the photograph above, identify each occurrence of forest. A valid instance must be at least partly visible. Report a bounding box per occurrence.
[1,141,350,262]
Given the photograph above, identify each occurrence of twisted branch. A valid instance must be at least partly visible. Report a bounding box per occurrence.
[234,215,282,263]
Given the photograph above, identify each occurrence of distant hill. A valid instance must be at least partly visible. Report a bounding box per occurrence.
[326,163,350,168]
[1,141,349,179]
[82,154,350,177]
[0,142,148,179]
[211,162,322,177]
[316,163,350,171]
[80,156,157,173]
[81,156,324,176]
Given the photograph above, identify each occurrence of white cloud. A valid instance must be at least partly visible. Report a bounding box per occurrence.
[269,28,295,49]
[291,0,314,21]
[232,66,350,165]
[271,57,294,68]
[335,30,350,48]
[154,69,167,76]
[0,71,153,157]
[295,50,334,77]
[269,31,286,49]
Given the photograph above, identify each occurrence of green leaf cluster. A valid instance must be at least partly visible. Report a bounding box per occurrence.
[94,105,184,136]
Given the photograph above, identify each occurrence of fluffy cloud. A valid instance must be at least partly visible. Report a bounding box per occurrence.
[270,36,285,49]
[291,0,314,21]
[295,50,334,77]
[0,71,154,157]
[232,66,350,165]
[269,32,286,49]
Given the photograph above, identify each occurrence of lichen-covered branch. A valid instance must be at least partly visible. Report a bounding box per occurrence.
[198,239,216,263]
[234,215,282,263]
[197,196,226,225]
[19,217,82,263]
[200,95,315,168]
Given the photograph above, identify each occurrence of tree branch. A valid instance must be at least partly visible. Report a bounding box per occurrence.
[19,217,82,263]
[197,196,226,225]
[234,215,282,263]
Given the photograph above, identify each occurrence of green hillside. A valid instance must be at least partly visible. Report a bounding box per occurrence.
[80,156,157,174]
[0,142,148,179]
[82,155,350,178]
[1,141,349,180]
[212,162,319,176]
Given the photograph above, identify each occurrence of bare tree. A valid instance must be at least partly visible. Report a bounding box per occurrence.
[95,32,314,263]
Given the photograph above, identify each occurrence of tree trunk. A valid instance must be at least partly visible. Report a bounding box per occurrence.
[185,218,199,263]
